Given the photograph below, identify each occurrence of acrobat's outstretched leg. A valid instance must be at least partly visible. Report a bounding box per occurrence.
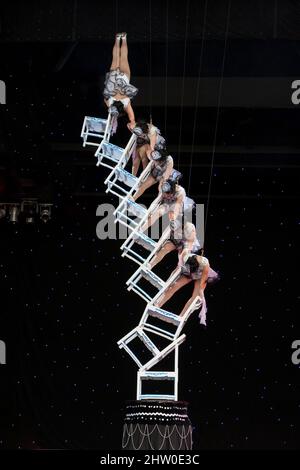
[139,145,151,171]
[133,176,156,202]
[155,275,191,308]
[132,146,149,177]
[120,34,131,79]
[110,34,121,71]
[149,242,176,269]
[132,156,141,177]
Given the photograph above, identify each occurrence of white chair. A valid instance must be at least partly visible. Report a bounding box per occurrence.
[95,133,136,170]
[125,258,180,304]
[118,269,201,358]
[81,114,112,147]
[136,365,179,401]
[114,192,161,239]
[117,294,202,401]
[126,266,166,303]
[121,225,170,267]
[118,325,186,370]
[104,147,152,198]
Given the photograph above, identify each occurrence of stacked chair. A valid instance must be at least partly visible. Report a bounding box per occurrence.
[81,112,203,401]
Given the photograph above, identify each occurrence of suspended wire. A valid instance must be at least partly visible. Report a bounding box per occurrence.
[188,0,209,193]
[164,0,169,137]
[149,0,152,123]
[203,0,232,249]
[115,0,118,33]
[71,0,78,41]
[177,0,190,166]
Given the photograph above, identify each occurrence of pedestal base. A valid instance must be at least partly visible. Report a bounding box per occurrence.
[122,400,193,450]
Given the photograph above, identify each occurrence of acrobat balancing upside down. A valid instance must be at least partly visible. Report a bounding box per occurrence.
[103,33,219,326]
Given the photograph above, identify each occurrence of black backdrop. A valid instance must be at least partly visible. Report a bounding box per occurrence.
[0,0,299,450]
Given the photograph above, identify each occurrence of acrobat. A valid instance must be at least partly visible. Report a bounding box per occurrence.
[103,33,138,132]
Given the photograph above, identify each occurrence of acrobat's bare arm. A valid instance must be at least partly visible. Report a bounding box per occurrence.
[168,192,184,222]
[125,102,136,129]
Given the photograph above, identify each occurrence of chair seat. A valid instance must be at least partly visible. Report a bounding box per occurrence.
[139,394,176,400]
[86,116,107,133]
[147,305,181,326]
[139,371,176,380]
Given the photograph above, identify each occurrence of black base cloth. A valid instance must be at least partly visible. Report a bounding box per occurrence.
[122,400,193,450]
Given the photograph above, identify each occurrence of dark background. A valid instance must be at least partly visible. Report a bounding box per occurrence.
[0,0,299,450]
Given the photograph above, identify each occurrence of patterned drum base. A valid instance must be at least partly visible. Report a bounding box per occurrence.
[122,401,193,450]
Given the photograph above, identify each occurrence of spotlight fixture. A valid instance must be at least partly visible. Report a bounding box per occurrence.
[0,205,6,219]
[21,199,38,224]
[40,204,52,223]
[9,205,19,224]
[25,209,35,224]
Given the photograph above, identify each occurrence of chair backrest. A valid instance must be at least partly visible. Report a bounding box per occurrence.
[102,133,136,175]
[115,168,137,188]
[101,142,124,161]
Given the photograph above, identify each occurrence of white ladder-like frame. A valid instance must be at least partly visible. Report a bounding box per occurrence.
[81,114,113,148]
